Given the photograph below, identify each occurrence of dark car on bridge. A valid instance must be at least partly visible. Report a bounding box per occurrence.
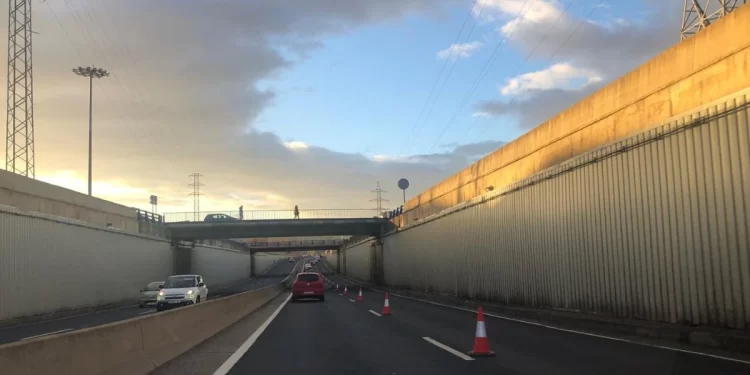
[204,213,238,222]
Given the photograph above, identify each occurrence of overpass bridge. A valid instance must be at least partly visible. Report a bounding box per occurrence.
[245,239,343,253]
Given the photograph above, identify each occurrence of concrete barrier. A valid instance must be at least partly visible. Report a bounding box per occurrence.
[0,284,284,375]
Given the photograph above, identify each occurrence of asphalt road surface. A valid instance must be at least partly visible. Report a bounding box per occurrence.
[223,262,750,375]
[0,260,297,345]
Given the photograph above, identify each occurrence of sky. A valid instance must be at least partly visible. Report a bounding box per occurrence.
[1,0,684,214]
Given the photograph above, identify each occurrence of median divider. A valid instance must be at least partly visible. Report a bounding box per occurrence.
[0,283,285,375]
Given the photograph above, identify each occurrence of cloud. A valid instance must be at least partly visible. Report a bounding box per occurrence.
[476,84,602,128]
[499,62,601,96]
[472,0,682,129]
[437,41,484,60]
[284,141,309,150]
[1,0,476,212]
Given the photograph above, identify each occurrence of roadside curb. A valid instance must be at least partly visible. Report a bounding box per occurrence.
[331,274,750,357]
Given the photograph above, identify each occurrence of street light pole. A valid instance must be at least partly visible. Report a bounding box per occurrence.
[72,66,109,196]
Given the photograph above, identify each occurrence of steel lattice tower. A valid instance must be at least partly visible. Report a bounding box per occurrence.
[189,173,204,221]
[370,181,389,216]
[6,0,35,178]
[681,0,747,40]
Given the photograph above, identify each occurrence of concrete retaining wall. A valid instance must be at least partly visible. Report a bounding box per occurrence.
[0,206,173,321]
[0,284,284,375]
[0,169,138,232]
[404,4,750,224]
[0,205,261,322]
[191,246,252,287]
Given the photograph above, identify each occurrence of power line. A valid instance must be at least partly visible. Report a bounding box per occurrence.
[6,0,36,178]
[188,173,204,221]
[431,0,574,150]
[405,0,492,152]
[473,0,606,142]
[399,0,481,153]
[402,0,536,155]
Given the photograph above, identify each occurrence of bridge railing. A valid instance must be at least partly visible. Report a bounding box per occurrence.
[136,209,164,224]
[163,209,380,223]
[246,240,343,248]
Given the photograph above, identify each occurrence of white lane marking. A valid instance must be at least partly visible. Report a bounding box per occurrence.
[20,328,73,341]
[212,293,292,375]
[368,310,382,317]
[338,293,343,296]
[361,288,750,366]
[349,299,356,303]
[138,310,155,315]
[423,337,474,361]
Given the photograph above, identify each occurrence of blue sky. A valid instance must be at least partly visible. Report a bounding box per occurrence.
[256,0,655,158]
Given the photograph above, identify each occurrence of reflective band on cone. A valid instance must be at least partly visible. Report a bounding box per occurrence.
[357,288,363,302]
[468,307,495,357]
[381,293,392,315]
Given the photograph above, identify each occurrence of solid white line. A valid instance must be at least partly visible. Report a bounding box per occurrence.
[349,299,356,303]
[331,275,750,365]
[20,328,73,341]
[212,293,292,375]
[138,310,155,315]
[368,310,382,317]
[422,337,474,361]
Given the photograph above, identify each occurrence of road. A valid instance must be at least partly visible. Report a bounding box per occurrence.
[0,260,297,345]
[223,262,750,375]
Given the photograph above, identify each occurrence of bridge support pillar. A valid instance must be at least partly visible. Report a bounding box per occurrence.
[173,240,193,275]
[371,239,384,285]
[249,252,255,277]
[336,249,341,273]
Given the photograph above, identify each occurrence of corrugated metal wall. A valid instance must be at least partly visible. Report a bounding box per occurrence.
[191,246,251,287]
[326,252,339,272]
[377,91,750,329]
[345,240,373,282]
[0,207,173,321]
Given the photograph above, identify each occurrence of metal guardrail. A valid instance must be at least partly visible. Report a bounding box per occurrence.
[136,209,164,224]
[163,209,381,223]
[245,240,343,248]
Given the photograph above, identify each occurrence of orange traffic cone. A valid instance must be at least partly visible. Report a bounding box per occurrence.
[335,284,339,291]
[356,288,363,302]
[468,307,495,357]
[343,286,348,296]
[381,293,392,315]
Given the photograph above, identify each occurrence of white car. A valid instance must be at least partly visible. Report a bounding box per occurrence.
[303,263,313,272]
[156,274,208,312]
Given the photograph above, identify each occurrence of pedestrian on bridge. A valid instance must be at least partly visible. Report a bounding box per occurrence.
[294,205,300,219]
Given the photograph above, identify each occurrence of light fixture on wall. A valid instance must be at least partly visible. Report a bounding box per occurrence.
[485,185,494,192]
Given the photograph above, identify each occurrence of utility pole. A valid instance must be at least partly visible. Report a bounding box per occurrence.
[370,181,389,217]
[188,173,204,221]
[6,0,35,178]
[72,66,109,196]
[681,0,746,40]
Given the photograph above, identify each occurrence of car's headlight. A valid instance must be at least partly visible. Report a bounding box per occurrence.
[186,290,194,298]
[157,291,164,300]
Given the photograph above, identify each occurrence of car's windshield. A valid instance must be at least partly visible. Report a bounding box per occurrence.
[144,282,162,291]
[164,277,196,288]
[297,274,319,282]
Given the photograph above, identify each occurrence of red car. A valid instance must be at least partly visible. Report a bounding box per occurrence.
[292,272,325,301]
